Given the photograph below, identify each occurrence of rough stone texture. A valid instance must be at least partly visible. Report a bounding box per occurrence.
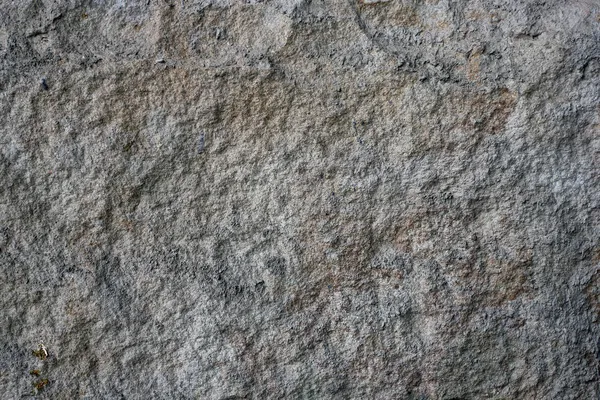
[1,0,599,398]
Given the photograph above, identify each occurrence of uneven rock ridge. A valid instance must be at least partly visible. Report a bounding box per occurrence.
[1,0,599,398]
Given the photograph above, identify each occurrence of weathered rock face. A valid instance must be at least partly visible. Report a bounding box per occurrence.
[1,0,599,398]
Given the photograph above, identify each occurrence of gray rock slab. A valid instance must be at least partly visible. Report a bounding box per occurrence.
[1,0,599,398]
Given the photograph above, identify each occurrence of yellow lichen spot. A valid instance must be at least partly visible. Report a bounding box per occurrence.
[32,344,48,360]
[33,378,49,390]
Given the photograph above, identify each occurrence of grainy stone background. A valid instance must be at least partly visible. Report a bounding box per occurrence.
[1,0,599,398]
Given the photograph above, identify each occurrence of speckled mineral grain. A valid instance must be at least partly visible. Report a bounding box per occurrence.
[1,0,599,398]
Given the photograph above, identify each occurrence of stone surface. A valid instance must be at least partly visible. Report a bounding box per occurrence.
[1,0,599,398]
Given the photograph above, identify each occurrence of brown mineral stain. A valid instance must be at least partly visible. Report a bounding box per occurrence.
[486,248,534,306]
[455,87,517,134]
[359,2,422,27]
[592,245,600,264]
[436,20,450,29]
[585,273,600,317]
[585,247,600,318]
[483,88,518,134]
[467,50,482,82]
[358,0,390,5]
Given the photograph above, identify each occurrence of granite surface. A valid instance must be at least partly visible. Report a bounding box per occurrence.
[1,0,599,398]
